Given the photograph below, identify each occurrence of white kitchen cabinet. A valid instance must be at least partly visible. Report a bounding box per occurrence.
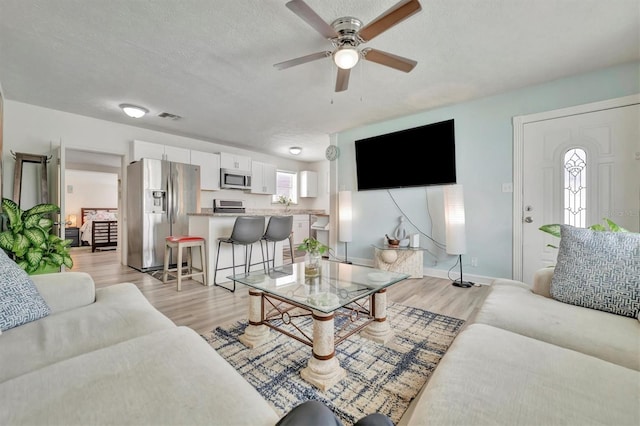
[250,161,276,194]
[190,150,220,190]
[220,152,251,171]
[299,170,318,197]
[292,214,310,246]
[164,145,191,163]
[131,140,190,163]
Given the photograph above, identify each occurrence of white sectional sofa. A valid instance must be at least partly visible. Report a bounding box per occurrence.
[398,267,640,425]
[0,271,280,426]
[2,223,638,425]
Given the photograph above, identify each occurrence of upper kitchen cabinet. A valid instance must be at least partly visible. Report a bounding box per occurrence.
[250,161,276,194]
[190,150,220,191]
[131,140,190,163]
[299,170,318,197]
[220,152,251,171]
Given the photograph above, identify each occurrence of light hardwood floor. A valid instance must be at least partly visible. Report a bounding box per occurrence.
[70,247,491,336]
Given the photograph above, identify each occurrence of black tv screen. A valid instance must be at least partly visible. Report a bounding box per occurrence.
[355,119,456,191]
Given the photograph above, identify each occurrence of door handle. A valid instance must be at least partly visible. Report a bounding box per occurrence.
[172,172,178,224]
[524,216,533,223]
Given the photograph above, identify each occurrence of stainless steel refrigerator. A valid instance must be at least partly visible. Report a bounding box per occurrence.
[127,158,201,272]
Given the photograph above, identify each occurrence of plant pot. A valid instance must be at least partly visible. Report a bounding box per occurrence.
[304,250,321,278]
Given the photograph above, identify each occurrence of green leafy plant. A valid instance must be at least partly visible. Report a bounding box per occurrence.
[0,198,73,274]
[539,218,629,248]
[277,195,292,212]
[297,237,328,255]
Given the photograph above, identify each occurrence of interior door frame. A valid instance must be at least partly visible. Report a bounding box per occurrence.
[511,93,640,281]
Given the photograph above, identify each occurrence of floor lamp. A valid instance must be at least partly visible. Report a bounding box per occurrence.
[444,184,473,288]
[339,190,352,264]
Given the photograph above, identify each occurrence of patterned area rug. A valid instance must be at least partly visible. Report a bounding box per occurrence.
[205,303,465,425]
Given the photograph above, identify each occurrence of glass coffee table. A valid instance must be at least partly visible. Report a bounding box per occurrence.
[228,260,409,391]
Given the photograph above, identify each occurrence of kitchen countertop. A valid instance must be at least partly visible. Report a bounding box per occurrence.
[189,208,326,217]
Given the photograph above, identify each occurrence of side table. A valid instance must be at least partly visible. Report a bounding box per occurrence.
[372,245,424,278]
[65,227,80,247]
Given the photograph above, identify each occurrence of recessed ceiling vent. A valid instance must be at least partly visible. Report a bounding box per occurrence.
[158,112,182,121]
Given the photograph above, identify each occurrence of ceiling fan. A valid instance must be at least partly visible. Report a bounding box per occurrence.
[274,0,422,92]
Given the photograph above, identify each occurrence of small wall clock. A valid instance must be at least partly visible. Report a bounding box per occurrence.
[325,145,340,161]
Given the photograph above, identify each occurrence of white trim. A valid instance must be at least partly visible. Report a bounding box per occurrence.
[512,94,640,281]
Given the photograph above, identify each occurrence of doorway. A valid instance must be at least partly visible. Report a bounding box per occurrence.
[513,94,640,284]
[64,149,124,261]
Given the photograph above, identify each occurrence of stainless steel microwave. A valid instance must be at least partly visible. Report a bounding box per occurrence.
[220,168,252,190]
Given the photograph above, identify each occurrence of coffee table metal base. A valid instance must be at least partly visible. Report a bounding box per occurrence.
[240,288,390,390]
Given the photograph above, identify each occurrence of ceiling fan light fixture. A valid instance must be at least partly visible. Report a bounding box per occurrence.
[289,146,302,155]
[119,104,149,118]
[333,46,360,70]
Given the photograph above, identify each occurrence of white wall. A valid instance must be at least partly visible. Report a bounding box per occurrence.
[65,170,118,224]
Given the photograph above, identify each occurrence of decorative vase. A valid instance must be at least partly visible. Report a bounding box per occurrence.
[304,250,321,278]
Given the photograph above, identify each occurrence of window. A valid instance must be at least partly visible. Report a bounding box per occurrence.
[563,148,587,227]
[272,170,298,204]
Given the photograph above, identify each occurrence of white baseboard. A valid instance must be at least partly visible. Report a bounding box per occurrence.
[346,257,495,286]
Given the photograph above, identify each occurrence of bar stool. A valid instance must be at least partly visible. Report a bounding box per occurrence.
[213,216,266,292]
[162,236,207,292]
[261,215,294,269]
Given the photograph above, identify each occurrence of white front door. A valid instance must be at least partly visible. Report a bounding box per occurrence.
[514,96,640,284]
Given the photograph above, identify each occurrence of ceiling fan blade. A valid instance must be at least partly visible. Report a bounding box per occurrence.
[286,0,339,39]
[274,51,332,70]
[335,68,351,92]
[358,0,422,42]
[362,48,417,73]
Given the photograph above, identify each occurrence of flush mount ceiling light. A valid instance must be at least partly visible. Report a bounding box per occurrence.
[333,45,360,69]
[289,147,302,155]
[119,104,149,118]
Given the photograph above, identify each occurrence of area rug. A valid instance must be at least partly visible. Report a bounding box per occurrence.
[205,303,465,425]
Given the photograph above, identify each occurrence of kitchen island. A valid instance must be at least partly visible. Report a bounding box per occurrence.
[188,209,325,286]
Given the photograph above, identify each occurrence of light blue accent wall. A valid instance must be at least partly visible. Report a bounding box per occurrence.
[336,61,640,280]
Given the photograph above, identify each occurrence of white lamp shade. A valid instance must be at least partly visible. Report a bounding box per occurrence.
[339,190,352,243]
[443,184,466,255]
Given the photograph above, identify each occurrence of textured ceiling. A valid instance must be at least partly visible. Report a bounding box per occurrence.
[1,0,638,162]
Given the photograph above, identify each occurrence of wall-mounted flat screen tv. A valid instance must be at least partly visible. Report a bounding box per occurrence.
[355,119,456,191]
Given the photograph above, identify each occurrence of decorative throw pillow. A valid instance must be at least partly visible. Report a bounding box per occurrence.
[550,225,640,318]
[0,249,51,331]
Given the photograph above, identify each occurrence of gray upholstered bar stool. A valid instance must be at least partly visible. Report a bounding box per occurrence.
[213,215,266,292]
[261,215,294,269]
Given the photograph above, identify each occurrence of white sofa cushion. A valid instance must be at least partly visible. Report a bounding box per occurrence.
[31,271,96,313]
[551,225,640,318]
[0,249,50,331]
[474,279,640,370]
[0,282,175,382]
[400,324,640,426]
[0,326,280,426]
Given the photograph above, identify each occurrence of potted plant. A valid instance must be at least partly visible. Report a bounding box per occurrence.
[277,195,292,213]
[539,217,628,248]
[0,198,73,274]
[297,237,328,278]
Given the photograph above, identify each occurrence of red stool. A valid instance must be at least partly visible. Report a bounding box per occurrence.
[163,236,207,291]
